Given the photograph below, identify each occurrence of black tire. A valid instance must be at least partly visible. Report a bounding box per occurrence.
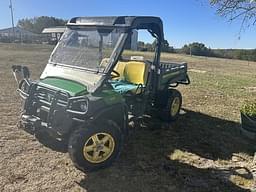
[159,89,182,122]
[68,120,123,172]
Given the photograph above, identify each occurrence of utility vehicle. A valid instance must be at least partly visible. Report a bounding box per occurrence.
[12,16,190,172]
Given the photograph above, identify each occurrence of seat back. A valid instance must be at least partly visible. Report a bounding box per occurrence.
[123,61,148,85]
[101,59,127,80]
[113,61,128,80]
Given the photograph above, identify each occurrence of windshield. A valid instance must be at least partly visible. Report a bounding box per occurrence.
[50,27,124,72]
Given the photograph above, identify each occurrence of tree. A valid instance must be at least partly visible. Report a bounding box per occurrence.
[17,16,67,34]
[145,43,154,52]
[162,39,171,52]
[152,39,173,52]
[168,46,175,53]
[210,0,256,29]
[181,42,213,56]
[137,39,174,53]
[181,44,190,55]
[137,41,146,51]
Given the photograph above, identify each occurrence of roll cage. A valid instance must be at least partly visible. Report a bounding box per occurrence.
[66,16,165,94]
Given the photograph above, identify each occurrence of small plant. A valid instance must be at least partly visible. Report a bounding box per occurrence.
[240,100,256,139]
[241,101,256,117]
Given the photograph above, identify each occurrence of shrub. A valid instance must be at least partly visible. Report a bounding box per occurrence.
[241,101,256,117]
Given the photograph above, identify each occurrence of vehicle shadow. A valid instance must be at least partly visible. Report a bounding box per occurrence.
[78,161,252,192]
[158,109,255,161]
[77,109,255,192]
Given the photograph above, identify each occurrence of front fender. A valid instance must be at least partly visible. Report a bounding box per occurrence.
[92,103,128,136]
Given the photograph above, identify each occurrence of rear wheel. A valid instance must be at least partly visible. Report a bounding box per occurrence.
[160,89,182,122]
[68,120,122,172]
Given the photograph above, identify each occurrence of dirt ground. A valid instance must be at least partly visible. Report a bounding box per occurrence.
[0,43,256,192]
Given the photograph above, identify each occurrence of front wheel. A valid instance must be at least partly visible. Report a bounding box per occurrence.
[68,120,123,172]
[160,89,182,122]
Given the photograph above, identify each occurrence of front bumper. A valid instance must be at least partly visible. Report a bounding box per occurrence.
[20,114,58,137]
[19,82,88,138]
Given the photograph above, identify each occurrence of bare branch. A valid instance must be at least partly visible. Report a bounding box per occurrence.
[210,0,256,34]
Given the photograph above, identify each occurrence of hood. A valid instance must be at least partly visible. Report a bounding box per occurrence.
[39,77,87,96]
[40,64,103,92]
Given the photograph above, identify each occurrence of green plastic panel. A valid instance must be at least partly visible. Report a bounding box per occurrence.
[40,77,87,96]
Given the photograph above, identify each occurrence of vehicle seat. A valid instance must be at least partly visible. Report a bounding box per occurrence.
[112,61,128,80]
[110,61,148,94]
[101,58,128,80]
[124,61,148,85]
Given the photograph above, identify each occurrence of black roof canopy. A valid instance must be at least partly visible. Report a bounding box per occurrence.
[67,16,164,41]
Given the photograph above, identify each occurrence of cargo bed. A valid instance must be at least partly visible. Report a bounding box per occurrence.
[158,62,190,90]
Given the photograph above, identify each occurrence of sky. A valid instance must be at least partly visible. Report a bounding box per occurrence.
[0,0,255,49]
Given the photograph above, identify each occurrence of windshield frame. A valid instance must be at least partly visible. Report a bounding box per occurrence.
[48,26,129,74]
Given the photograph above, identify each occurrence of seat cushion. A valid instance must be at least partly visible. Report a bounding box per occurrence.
[109,80,138,94]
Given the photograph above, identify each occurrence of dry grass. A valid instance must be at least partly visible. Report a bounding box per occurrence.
[0,43,256,192]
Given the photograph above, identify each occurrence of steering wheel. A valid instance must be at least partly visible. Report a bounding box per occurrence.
[111,70,120,79]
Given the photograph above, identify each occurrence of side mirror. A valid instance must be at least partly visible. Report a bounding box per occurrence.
[11,65,30,85]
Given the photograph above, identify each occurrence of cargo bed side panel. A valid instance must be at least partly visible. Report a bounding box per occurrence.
[158,62,188,90]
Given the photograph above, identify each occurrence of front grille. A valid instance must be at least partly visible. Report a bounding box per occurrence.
[35,87,69,107]
[31,85,70,123]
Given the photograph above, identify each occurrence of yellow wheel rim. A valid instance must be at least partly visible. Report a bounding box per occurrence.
[170,97,180,117]
[83,132,115,164]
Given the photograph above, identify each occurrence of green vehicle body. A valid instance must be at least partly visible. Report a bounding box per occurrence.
[40,78,87,96]
[40,78,122,105]
[12,16,190,171]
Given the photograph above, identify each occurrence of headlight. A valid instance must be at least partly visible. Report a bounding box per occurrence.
[80,101,88,113]
[67,96,89,115]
